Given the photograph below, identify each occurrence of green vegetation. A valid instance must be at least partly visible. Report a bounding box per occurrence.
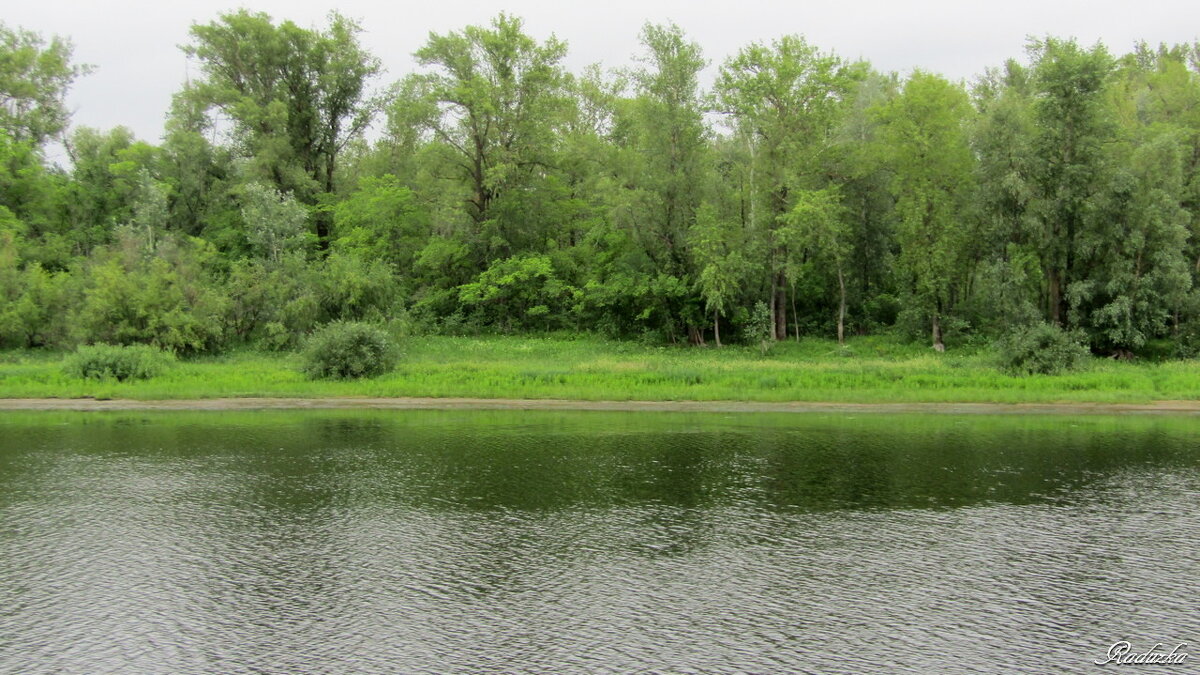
[301,321,396,380]
[61,343,175,381]
[998,323,1091,375]
[4,334,1199,403]
[2,13,1200,396]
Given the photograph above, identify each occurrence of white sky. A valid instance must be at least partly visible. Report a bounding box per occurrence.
[7,0,1200,148]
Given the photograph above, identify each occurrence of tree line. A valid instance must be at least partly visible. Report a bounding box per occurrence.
[2,12,1199,356]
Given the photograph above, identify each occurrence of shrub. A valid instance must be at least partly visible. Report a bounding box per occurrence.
[744,301,774,355]
[225,256,320,350]
[73,236,229,355]
[998,322,1090,375]
[301,321,396,380]
[63,343,176,381]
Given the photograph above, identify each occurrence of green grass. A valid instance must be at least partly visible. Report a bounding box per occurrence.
[2,333,1198,403]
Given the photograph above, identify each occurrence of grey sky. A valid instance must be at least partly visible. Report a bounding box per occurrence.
[7,0,1200,147]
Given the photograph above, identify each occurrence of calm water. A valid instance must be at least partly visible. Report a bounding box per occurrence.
[0,410,1197,674]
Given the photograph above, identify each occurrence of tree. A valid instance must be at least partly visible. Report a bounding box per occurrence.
[830,72,898,334]
[690,202,747,346]
[239,182,313,263]
[0,23,90,147]
[62,126,158,256]
[1027,37,1116,326]
[716,36,863,340]
[333,174,427,277]
[877,71,975,351]
[182,10,381,246]
[628,23,708,274]
[1109,43,1200,342]
[395,14,569,250]
[969,60,1042,334]
[782,188,850,344]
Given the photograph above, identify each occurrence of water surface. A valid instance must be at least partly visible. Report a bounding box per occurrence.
[1,410,1197,673]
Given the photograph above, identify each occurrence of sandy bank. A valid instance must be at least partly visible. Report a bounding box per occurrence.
[2,397,1200,415]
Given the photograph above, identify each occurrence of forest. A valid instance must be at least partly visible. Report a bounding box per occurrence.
[2,11,1200,362]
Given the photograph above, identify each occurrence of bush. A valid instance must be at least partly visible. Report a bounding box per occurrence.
[63,343,176,381]
[302,321,397,380]
[73,236,229,355]
[998,322,1090,375]
[744,301,774,355]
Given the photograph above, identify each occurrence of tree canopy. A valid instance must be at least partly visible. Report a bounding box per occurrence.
[2,15,1200,360]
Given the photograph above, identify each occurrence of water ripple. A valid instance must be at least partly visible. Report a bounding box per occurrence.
[1,412,1198,674]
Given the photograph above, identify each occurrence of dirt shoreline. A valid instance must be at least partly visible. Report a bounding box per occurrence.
[1,397,1200,415]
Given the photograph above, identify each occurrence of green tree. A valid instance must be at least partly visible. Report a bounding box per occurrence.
[458,254,574,331]
[690,202,747,346]
[628,23,707,274]
[969,60,1042,333]
[716,36,863,340]
[877,71,975,351]
[1027,37,1116,326]
[1069,117,1192,351]
[333,174,427,277]
[395,13,568,255]
[239,182,313,263]
[182,10,381,245]
[0,22,90,147]
[782,188,850,344]
[61,126,158,256]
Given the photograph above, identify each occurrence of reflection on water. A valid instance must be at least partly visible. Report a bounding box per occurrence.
[0,411,1197,673]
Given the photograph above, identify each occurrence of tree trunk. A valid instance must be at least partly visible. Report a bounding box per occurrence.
[932,313,945,352]
[314,210,332,252]
[769,273,777,340]
[791,284,800,342]
[774,271,788,341]
[714,309,721,348]
[1047,267,1062,326]
[837,266,846,346]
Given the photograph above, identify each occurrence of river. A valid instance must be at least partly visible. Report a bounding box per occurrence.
[1,410,1196,673]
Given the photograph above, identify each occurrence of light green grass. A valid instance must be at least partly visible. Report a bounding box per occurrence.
[1,334,1198,403]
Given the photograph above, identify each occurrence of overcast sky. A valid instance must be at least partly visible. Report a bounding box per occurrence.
[7,0,1200,147]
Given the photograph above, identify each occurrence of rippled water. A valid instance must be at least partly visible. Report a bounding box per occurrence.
[1,410,1198,674]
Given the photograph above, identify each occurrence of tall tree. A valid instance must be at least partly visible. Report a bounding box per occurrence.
[690,202,747,346]
[628,23,708,275]
[716,36,863,340]
[0,22,90,147]
[621,22,710,342]
[394,13,569,253]
[877,71,975,351]
[782,188,850,344]
[1027,37,1116,325]
[182,10,381,245]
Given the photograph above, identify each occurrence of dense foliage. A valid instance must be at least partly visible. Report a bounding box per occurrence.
[301,321,396,380]
[4,13,1200,364]
[997,323,1091,375]
[63,343,175,381]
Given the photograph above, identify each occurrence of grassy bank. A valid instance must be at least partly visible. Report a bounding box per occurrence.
[1,334,1199,403]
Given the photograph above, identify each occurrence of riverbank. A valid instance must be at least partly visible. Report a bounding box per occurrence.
[2,334,1198,405]
[3,396,1200,415]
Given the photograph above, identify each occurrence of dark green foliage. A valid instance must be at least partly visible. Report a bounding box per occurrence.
[224,255,320,350]
[182,10,380,245]
[63,343,175,381]
[301,321,397,380]
[997,322,1091,375]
